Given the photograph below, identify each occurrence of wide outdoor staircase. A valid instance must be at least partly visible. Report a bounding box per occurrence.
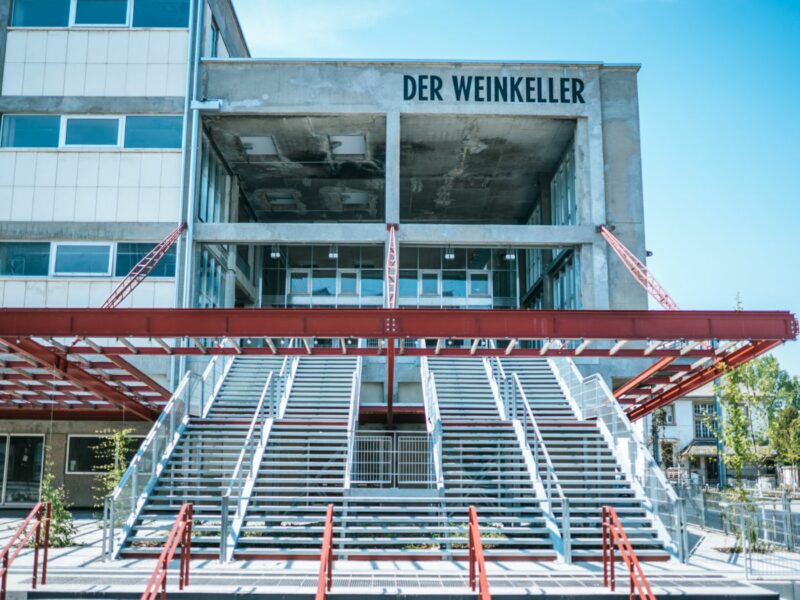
[502,357,668,560]
[428,357,555,559]
[235,357,356,558]
[121,356,283,556]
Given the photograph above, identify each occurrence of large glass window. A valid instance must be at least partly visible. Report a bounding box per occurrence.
[551,146,576,226]
[0,115,60,148]
[469,272,490,297]
[421,272,439,296]
[694,403,716,439]
[399,270,417,298]
[360,270,383,297]
[66,435,142,474]
[312,270,336,296]
[75,0,127,24]
[289,271,310,295]
[5,436,43,504]
[54,244,111,276]
[115,244,175,278]
[65,117,119,146]
[132,0,189,27]
[442,271,466,297]
[124,116,183,149]
[0,242,50,276]
[11,0,70,26]
[339,271,357,295]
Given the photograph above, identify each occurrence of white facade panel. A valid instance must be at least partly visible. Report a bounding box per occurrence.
[3,30,188,97]
[0,279,176,309]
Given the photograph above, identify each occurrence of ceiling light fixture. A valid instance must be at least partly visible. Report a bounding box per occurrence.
[504,248,516,261]
[328,245,338,260]
[444,246,455,261]
[270,246,281,259]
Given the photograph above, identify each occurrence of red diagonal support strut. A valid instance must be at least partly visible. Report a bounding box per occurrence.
[385,224,398,309]
[102,222,186,309]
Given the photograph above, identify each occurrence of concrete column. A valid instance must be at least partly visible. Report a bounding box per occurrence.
[580,242,610,310]
[385,110,401,224]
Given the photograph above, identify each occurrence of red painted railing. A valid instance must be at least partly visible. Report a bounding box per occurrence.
[468,506,492,600]
[0,502,50,600]
[602,505,656,600]
[141,503,192,600]
[315,504,335,600]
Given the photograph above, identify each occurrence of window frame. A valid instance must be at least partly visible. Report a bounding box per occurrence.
[420,270,441,297]
[52,242,113,277]
[0,241,52,278]
[61,115,122,148]
[338,270,359,296]
[65,433,144,475]
[70,0,131,27]
[0,434,45,506]
[0,114,61,149]
[10,0,190,29]
[468,271,491,298]
[288,269,311,296]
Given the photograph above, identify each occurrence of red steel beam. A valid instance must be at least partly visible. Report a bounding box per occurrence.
[625,339,782,421]
[0,408,150,421]
[0,337,158,421]
[106,355,171,400]
[613,356,675,399]
[386,338,395,426]
[0,309,795,342]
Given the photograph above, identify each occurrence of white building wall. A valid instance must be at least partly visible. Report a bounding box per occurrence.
[3,30,188,96]
[0,279,175,308]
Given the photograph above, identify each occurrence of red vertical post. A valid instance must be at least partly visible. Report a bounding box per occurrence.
[468,508,476,591]
[602,506,608,588]
[31,506,41,590]
[2,552,8,600]
[42,503,51,585]
[387,338,395,426]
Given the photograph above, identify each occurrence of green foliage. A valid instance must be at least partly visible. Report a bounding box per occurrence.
[768,406,800,466]
[39,448,75,548]
[92,428,138,508]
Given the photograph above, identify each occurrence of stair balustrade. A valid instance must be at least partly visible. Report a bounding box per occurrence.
[550,356,689,562]
[343,357,363,490]
[220,369,281,561]
[467,506,492,600]
[315,504,335,600]
[420,356,444,491]
[103,351,233,560]
[0,501,50,600]
[140,503,193,600]
[601,505,656,600]
[508,373,572,563]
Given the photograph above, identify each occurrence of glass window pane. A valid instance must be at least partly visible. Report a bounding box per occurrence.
[65,118,119,146]
[75,0,127,24]
[115,244,175,277]
[0,242,50,276]
[54,245,111,275]
[289,271,309,295]
[467,248,491,270]
[6,436,43,504]
[340,272,357,295]
[470,273,489,296]
[124,116,183,149]
[360,270,383,296]
[399,270,417,298]
[66,436,104,473]
[442,271,466,298]
[0,438,5,495]
[421,272,439,296]
[132,0,189,27]
[0,115,60,148]
[312,269,336,296]
[418,248,440,269]
[11,0,69,26]
[399,247,417,269]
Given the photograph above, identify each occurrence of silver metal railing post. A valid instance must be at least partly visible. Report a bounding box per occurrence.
[220,493,230,562]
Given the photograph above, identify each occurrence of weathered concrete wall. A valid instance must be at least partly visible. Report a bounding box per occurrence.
[599,68,648,310]
[0,420,151,508]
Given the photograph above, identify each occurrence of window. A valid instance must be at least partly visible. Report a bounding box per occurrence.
[115,244,175,277]
[0,242,50,276]
[312,270,336,296]
[0,115,60,148]
[289,270,310,295]
[339,271,357,295]
[124,116,183,149]
[442,271,466,298]
[399,270,417,298]
[66,435,142,474]
[209,19,220,57]
[65,117,119,146]
[132,0,189,27]
[469,272,490,297]
[75,0,127,25]
[694,402,716,439]
[360,270,383,297]
[11,0,70,26]
[54,244,111,276]
[421,272,439,296]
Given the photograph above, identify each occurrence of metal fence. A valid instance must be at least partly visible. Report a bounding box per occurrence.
[351,432,432,488]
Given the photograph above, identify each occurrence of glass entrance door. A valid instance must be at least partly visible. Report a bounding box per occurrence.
[2,435,44,504]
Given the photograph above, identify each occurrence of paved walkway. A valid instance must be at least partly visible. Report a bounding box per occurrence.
[0,516,795,597]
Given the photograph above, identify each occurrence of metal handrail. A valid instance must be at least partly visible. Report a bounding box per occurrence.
[420,356,444,490]
[315,504,335,600]
[467,506,492,600]
[103,352,232,559]
[549,356,688,562]
[343,358,362,489]
[220,371,277,560]
[141,503,192,600]
[0,502,50,600]
[509,373,572,561]
[602,505,656,600]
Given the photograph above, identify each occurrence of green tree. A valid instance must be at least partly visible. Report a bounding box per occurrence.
[769,406,800,466]
[93,428,138,508]
[39,446,75,547]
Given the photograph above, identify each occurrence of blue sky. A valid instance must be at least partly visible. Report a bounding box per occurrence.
[232,0,800,374]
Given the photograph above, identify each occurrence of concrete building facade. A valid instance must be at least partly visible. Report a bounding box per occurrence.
[0,0,653,507]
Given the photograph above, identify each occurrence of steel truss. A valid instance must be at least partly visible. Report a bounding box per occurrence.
[0,308,796,421]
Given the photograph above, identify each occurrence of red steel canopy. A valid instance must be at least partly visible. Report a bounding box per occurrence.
[0,308,796,422]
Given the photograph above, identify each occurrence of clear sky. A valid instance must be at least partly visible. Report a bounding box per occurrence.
[232,0,800,374]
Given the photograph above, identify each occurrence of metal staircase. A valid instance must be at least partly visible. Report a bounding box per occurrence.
[501,357,670,561]
[119,356,283,556]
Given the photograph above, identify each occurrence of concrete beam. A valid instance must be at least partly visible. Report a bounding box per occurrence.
[0,96,185,114]
[385,111,400,224]
[193,222,597,247]
[0,222,176,242]
[207,0,249,57]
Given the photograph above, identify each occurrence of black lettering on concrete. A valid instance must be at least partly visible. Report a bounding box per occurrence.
[560,78,570,103]
[548,77,557,102]
[404,75,416,100]
[525,77,535,102]
[452,76,472,101]
[572,78,585,103]
[536,77,544,102]
[510,77,523,102]
[474,76,485,101]
[430,75,443,101]
[418,75,429,101]
[494,76,507,102]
